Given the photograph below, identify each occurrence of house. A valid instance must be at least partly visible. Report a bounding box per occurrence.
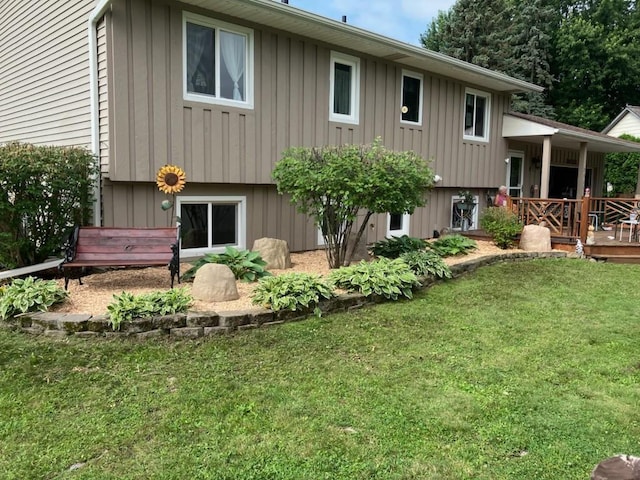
[3,0,640,257]
[603,105,640,138]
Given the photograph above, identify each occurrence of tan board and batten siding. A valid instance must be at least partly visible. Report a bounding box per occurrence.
[101,0,511,249]
[0,0,95,146]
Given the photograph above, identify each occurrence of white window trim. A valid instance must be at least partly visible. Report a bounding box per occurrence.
[387,213,411,237]
[463,87,491,142]
[182,11,254,109]
[176,195,246,256]
[329,51,360,124]
[400,70,423,126]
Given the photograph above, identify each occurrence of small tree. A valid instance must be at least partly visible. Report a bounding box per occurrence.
[272,138,434,268]
[0,142,98,268]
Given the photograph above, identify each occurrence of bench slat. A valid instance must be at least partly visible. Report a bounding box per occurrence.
[63,260,169,267]
[76,244,173,254]
[72,252,173,262]
[78,227,177,239]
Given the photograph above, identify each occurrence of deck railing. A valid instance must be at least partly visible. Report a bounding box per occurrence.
[509,196,640,242]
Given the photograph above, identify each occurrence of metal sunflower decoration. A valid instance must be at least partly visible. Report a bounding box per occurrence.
[156,165,186,195]
[156,165,186,225]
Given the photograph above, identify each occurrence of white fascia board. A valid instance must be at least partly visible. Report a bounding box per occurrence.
[502,115,558,137]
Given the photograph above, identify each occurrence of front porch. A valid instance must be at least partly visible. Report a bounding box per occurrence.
[473,196,640,261]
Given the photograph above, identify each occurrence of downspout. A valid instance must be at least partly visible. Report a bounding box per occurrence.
[88,0,112,226]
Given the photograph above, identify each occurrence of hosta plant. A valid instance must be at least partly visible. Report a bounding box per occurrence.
[428,234,477,257]
[370,235,427,259]
[107,288,193,330]
[251,273,334,314]
[0,276,68,320]
[400,250,452,279]
[182,247,270,282]
[328,258,420,300]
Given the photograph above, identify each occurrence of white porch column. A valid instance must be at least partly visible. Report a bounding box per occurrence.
[540,136,552,198]
[577,142,588,197]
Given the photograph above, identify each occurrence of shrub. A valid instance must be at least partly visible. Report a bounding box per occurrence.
[428,234,477,257]
[251,273,334,313]
[370,235,427,259]
[0,276,68,320]
[273,138,435,268]
[400,250,452,279]
[0,142,98,268]
[328,258,420,300]
[480,207,523,249]
[106,288,193,330]
[182,247,271,282]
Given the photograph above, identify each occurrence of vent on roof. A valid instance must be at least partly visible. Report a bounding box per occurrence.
[281,0,288,4]
[342,15,347,23]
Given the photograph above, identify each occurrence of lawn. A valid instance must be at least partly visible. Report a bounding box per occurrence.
[1,258,640,479]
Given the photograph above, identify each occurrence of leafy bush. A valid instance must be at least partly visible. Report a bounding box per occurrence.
[0,276,68,320]
[370,235,427,259]
[328,258,420,300]
[0,142,98,268]
[107,288,193,330]
[480,207,523,249]
[251,273,334,313]
[428,234,477,257]
[182,247,271,282]
[400,250,452,279]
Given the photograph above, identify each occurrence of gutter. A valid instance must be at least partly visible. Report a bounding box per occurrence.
[88,0,112,226]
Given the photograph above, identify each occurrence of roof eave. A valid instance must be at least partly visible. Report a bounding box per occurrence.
[181,0,543,94]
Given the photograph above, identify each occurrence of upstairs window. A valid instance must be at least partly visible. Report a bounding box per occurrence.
[183,12,253,108]
[400,71,423,125]
[463,88,490,142]
[330,52,360,124]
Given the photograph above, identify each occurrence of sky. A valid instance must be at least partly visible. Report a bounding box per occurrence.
[281,0,457,45]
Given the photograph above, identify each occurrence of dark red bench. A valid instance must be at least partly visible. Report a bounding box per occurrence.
[60,226,180,289]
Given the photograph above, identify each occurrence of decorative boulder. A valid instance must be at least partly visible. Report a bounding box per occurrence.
[519,224,552,252]
[252,237,291,270]
[591,455,640,480]
[191,264,239,302]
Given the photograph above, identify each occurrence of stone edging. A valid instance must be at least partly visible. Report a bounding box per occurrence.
[1,251,567,340]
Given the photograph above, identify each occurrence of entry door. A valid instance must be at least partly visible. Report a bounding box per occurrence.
[507,151,524,197]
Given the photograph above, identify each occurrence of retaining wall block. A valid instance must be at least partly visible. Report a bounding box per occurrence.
[218,311,250,328]
[60,314,91,333]
[87,315,111,333]
[120,318,155,334]
[186,311,219,327]
[43,330,69,338]
[31,312,62,330]
[204,326,231,336]
[170,327,204,338]
[136,329,166,340]
[152,314,187,330]
[334,293,367,310]
[247,308,275,326]
[75,331,100,338]
[15,313,33,328]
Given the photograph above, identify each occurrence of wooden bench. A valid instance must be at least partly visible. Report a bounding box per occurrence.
[60,226,180,289]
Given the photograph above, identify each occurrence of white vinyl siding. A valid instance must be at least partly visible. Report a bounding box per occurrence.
[606,113,640,138]
[0,0,94,146]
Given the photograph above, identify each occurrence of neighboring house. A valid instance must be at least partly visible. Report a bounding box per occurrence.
[3,0,640,256]
[602,105,640,138]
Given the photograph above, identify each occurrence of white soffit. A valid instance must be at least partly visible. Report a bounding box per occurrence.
[180,0,543,94]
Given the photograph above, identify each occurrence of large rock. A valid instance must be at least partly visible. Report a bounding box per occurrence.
[591,455,640,480]
[252,237,291,269]
[519,224,552,252]
[191,264,239,302]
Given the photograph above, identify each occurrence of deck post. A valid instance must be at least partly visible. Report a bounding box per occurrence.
[579,193,590,244]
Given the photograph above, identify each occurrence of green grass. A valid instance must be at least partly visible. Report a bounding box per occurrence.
[2,258,640,479]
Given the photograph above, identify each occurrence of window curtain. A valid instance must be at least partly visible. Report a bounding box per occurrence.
[186,23,214,94]
[220,31,246,101]
[333,63,351,115]
[474,96,486,137]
